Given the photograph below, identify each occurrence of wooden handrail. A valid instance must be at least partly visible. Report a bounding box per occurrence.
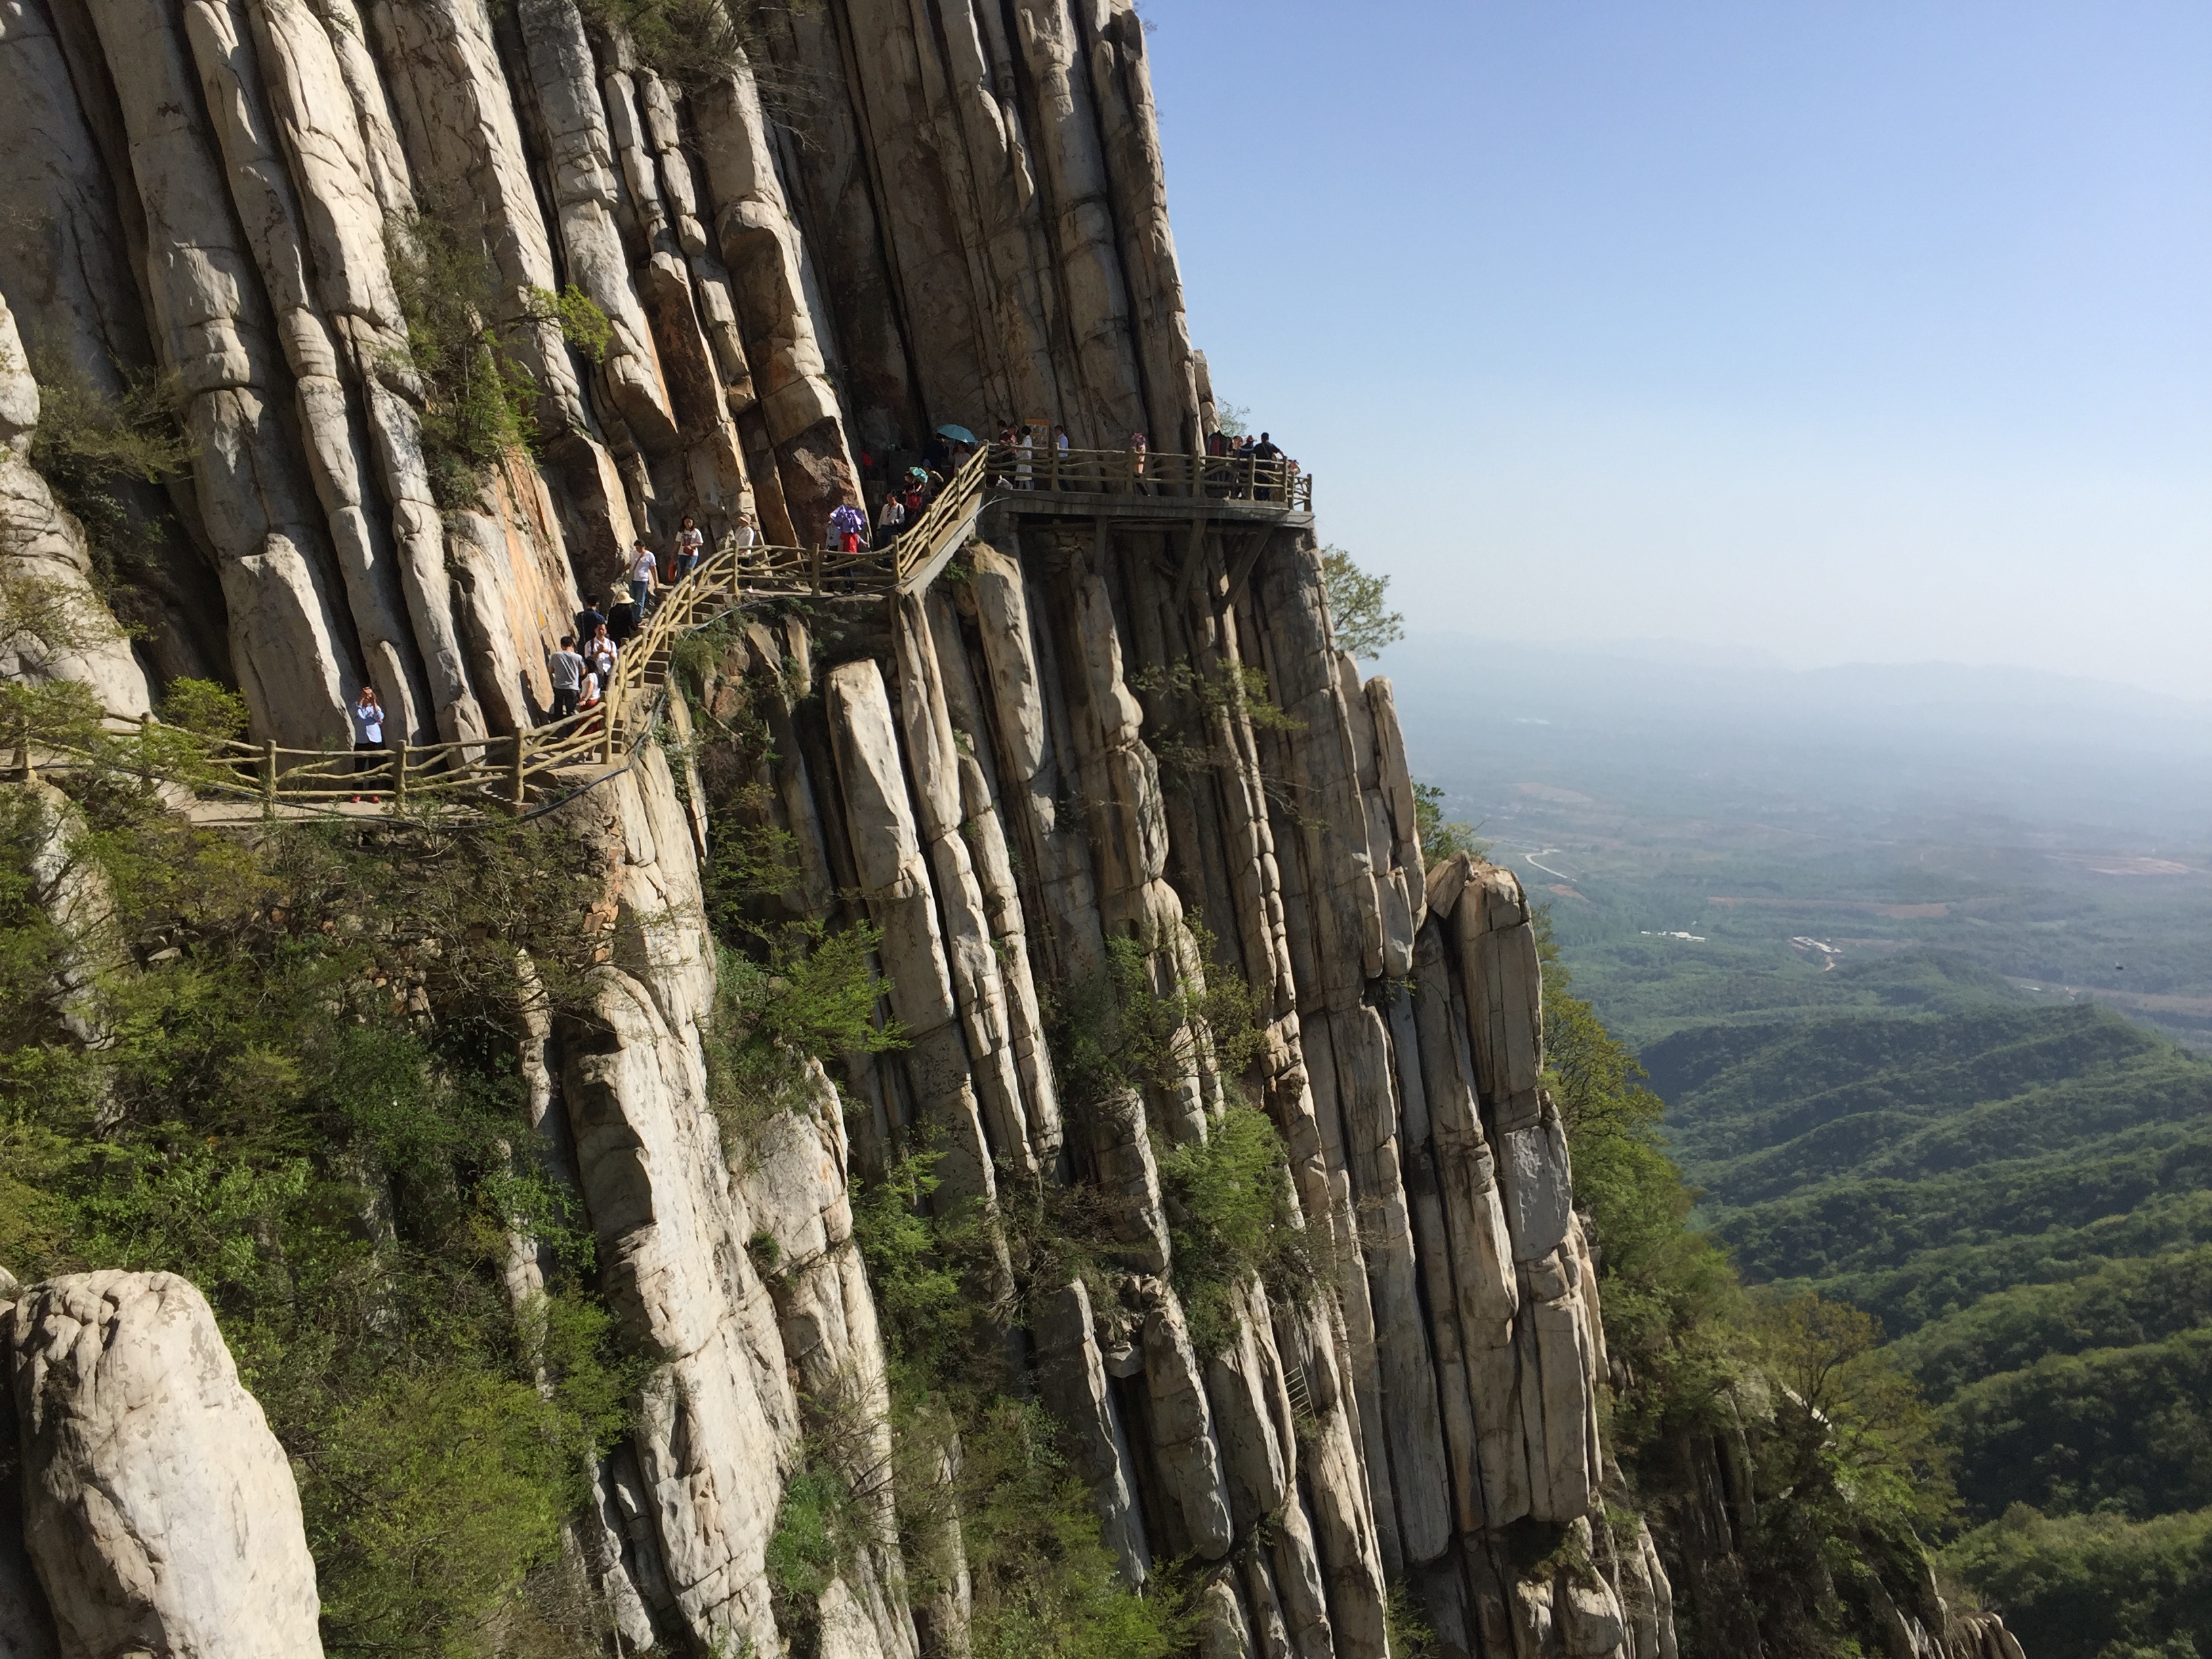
[978,443,1311,510]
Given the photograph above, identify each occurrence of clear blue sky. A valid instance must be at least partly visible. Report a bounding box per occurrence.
[1143,1,2212,699]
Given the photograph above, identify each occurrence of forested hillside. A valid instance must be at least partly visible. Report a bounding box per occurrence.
[1644,954,2212,1658]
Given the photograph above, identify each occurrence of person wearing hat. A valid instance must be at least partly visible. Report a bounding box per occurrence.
[608,586,638,646]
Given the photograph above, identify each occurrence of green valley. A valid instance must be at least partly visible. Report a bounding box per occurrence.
[1643,959,2212,1655]
[1382,635,2212,1658]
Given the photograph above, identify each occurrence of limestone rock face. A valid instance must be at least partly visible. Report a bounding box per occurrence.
[5,1272,323,1657]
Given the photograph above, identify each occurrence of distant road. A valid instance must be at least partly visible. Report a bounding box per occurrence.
[1523,848,1574,882]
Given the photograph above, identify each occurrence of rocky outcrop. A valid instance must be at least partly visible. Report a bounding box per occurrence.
[3,1271,323,1656]
[1951,1613,2028,1659]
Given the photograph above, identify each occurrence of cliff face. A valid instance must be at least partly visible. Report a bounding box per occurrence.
[0,3,1670,1654]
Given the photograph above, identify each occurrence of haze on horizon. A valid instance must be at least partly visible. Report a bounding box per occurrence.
[1144,0,2212,702]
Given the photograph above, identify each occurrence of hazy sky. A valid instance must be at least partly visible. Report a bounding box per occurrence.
[1142,1,2212,700]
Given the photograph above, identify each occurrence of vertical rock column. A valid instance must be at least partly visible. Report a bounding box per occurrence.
[825,658,1003,1208]
[1046,544,1210,1141]
[690,56,858,545]
[893,594,1047,1176]
[1435,857,1604,1525]
[0,0,231,687]
[190,0,489,744]
[514,0,679,457]
[1407,916,1525,1532]
[924,587,1064,1163]
[743,1061,922,1659]
[958,539,1106,987]
[559,965,798,1654]
[1246,537,1437,1580]
[1079,0,1202,453]
[1008,0,1146,441]
[366,0,640,583]
[86,0,361,744]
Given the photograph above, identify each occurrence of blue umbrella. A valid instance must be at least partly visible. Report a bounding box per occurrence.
[935,424,977,445]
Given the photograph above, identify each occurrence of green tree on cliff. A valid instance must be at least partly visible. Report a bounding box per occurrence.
[1320,546,1405,659]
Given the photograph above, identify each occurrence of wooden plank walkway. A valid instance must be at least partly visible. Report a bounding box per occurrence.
[14,441,1313,822]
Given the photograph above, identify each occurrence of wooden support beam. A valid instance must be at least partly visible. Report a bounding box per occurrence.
[1177,514,1212,607]
[1223,528,1271,609]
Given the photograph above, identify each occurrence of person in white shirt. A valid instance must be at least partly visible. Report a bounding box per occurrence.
[733,510,758,550]
[628,541,659,614]
[351,686,386,804]
[577,670,602,711]
[583,624,617,685]
[673,516,704,580]
[876,491,905,548]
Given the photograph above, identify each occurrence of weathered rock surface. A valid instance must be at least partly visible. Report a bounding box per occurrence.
[5,1271,323,1656]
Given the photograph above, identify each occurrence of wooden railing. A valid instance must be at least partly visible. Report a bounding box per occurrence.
[9,439,1311,817]
[982,442,1311,510]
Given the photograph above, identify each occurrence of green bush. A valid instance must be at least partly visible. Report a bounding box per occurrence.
[574,0,790,94]
[24,349,190,583]
[766,1462,869,1626]
[954,1398,1189,1659]
[1536,910,1956,1650]
[1158,1103,1313,1357]
[853,1157,1189,1657]
[306,1369,575,1654]
[386,220,611,509]
[1057,926,1266,1109]
[1126,659,1299,793]
[0,781,632,1655]
[159,676,248,740]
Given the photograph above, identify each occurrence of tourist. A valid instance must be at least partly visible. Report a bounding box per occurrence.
[1051,423,1071,489]
[577,669,602,712]
[733,508,758,550]
[585,623,618,685]
[350,685,386,804]
[876,490,906,548]
[628,541,659,614]
[673,515,704,580]
[575,598,605,642]
[548,636,585,720]
[1015,424,1035,488]
[607,588,638,645]
[1128,430,1148,493]
[1252,430,1283,501]
[828,501,867,552]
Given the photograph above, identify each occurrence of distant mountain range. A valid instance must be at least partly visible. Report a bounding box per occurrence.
[1379,632,2212,841]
